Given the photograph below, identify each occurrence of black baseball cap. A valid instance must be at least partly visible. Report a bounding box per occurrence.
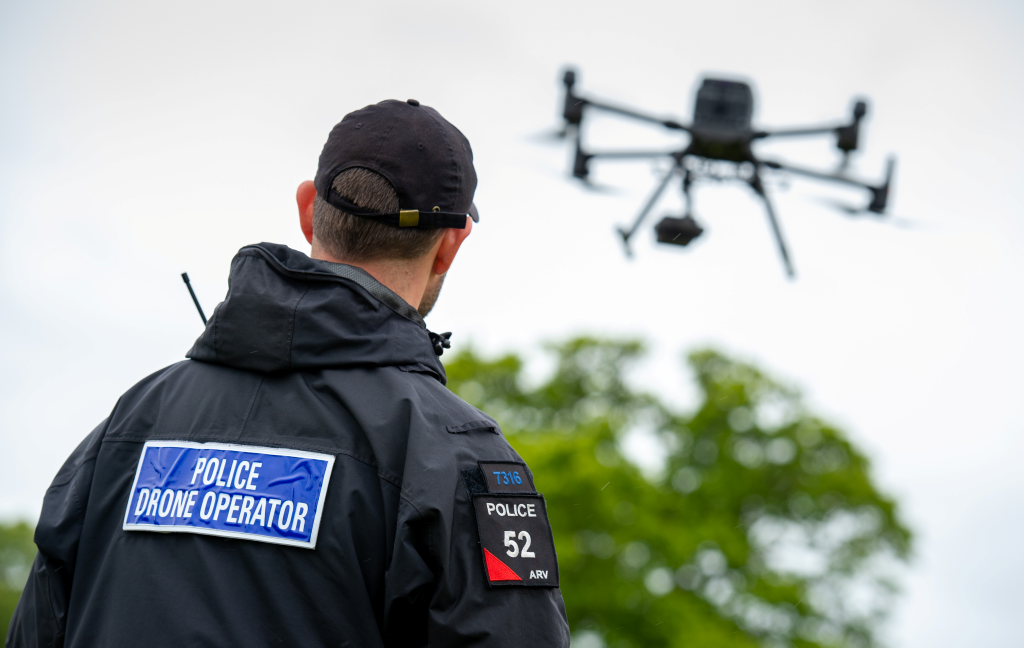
[314,99,479,229]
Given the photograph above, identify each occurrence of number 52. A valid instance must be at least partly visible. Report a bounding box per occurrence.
[504,530,536,558]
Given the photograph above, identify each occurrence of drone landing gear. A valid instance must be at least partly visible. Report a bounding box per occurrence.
[618,163,707,256]
[749,173,795,278]
[682,169,694,218]
[617,160,682,257]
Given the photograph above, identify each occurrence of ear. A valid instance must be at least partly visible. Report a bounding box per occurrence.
[296,180,317,244]
[432,217,474,276]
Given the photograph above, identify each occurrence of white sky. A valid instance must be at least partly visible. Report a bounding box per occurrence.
[1,0,1021,645]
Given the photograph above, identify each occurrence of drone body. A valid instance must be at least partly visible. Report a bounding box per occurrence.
[558,69,895,277]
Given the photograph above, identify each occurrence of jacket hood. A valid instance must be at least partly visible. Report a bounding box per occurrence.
[186,243,446,382]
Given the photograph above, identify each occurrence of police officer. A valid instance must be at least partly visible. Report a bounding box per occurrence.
[7,100,570,647]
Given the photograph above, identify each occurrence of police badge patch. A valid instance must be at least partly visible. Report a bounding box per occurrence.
[471,494,559,587]
[123,440,334,549]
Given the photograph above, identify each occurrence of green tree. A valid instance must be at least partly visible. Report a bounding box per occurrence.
[0,521,35,640]
[445,338,911,648]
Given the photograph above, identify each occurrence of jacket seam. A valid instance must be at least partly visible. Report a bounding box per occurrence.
[213,296,219,358]
[372,109,405,165]
[286,286,311,370]
[397,492,424,520]
[41,456,95,634]
[67,460,91,522]
[48,456,92,489]
[236,376,266,439]
[49,413,115,488]
[422,108,461,203]
[395,493,432,578]
[40,560,60,642]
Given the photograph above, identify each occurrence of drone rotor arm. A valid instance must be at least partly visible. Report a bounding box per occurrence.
[762,159,876,190]
[578,95,690,132]
[758,102,867,151]
[586,149,679,160]
[754,124,846,140]
[764,157,896,215]
[574,146,679,181]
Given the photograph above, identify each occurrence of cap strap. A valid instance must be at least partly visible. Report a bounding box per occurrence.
[326,190,469,229]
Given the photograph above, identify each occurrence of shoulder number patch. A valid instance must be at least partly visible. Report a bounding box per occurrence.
[123,441,334,549]
[472,494,558,587]
[478,461,535,493]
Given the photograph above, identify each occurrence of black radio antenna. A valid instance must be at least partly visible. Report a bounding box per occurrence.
[181,272,207,325]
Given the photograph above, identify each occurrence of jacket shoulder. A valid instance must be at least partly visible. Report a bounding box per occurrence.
[412,372,502,435]
[393,369,523,506]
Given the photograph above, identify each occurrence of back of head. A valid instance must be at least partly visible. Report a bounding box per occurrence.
[313,99,478,263]
[313,168,443,262]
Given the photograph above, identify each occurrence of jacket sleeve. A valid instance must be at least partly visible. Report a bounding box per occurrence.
[6,419,108,648]
[382,485,570,648]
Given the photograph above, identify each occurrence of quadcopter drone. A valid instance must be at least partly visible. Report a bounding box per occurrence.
[555,68,896,277]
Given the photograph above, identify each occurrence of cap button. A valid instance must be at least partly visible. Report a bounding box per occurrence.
[407,99,420,106]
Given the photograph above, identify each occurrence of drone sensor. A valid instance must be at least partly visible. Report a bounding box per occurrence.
[655,216,704,247]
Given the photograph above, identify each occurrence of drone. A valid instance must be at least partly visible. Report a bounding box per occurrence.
[554,68,896,277]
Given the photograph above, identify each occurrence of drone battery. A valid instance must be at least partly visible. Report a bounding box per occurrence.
[655,216,704,247]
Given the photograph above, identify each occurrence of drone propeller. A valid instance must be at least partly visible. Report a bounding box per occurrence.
[525,127,570,143]
[526,69,582,150]
[811,197,923,229]
[575,179,623,194]
[815,197,864,216]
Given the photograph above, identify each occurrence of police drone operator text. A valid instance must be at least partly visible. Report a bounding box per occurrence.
[7,99,570,648]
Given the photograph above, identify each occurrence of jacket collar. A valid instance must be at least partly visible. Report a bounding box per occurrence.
[309,258,425,328]
[186,243,446,383]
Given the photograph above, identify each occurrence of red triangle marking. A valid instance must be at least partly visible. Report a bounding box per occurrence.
[484,548,522,581]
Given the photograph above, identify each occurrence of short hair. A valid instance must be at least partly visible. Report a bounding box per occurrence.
[313,167,444,262]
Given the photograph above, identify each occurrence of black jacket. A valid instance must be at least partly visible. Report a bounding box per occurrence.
[7,243,570,648]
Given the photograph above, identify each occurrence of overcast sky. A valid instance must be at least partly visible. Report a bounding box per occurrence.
[2,0,1022,645]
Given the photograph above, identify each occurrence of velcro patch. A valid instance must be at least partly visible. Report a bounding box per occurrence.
[472,494,558,587]
[123,441,334,549]
[478,461,535,493]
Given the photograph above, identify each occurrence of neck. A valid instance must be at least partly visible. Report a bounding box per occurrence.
[311,242,431,311]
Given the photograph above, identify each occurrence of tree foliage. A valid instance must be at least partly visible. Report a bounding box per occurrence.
[0,338,911,646]
[445,338,911,648]
[0,521,35,640]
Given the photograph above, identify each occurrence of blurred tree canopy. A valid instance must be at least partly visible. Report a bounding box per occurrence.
[0,338,911,646]
[445,338,911,648]
[0,522,34,640]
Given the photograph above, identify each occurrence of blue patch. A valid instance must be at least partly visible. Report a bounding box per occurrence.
[123,441,335,549]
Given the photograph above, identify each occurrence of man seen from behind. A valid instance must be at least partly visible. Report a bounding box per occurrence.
[7,99,570,648]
